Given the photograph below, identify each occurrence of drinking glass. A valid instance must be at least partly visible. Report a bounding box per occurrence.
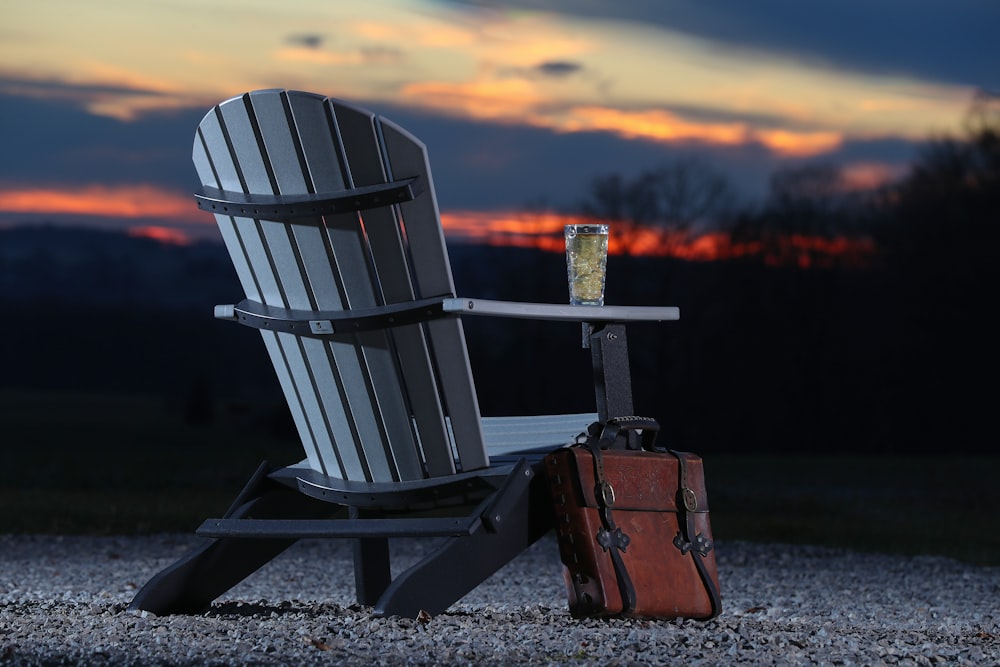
[565,224,609,306]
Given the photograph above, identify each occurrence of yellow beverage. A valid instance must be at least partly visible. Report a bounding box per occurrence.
[565,224,609,305]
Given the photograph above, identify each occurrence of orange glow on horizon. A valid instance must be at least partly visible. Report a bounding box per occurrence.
[0,184,207,223]
[128,225,192,245]
[0,183,875,267]
[440,210,876,268]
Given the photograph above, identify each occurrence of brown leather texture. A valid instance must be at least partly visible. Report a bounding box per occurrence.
[545,447,721,619]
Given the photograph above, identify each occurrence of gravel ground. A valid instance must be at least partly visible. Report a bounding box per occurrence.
[1,534,998,666]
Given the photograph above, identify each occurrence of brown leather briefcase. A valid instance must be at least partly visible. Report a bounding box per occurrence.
[544,424,721,620]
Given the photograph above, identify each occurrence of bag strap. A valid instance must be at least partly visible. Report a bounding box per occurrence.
[577,418,722,618]
[579,435,637,615]
[574,416,658,615]
[669,450,722,618]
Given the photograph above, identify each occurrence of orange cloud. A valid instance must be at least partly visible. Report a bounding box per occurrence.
[398,88,844,158]
[0,184,206,223]
[567,107,843,156]
[400,79,545,120]
[563,107,748,145]
[754,128,843,157]
[840,162,907,191]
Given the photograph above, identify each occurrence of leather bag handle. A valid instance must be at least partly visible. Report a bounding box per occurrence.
[585,416,660,451]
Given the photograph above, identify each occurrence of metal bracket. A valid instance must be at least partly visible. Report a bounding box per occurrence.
[479,458,534,532]
[588,322,635,422]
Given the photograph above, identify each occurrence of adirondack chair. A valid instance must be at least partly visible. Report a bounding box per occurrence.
[129,89,679,618]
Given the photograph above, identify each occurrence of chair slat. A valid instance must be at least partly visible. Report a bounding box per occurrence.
[379,118,489,472]
[218,94,364,478]
[249,91,418,482]
[197,93,346,477]
[331,99,458,477]
[194,98,328,472]
[259,334,327,472]
[288,94,423,481]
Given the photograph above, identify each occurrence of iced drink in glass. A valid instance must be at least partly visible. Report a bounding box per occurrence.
[565,224,609,305]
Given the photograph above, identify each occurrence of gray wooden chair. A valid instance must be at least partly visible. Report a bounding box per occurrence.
[129,89,679,618]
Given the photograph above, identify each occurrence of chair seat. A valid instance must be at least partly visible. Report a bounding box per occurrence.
[479,412,595,456]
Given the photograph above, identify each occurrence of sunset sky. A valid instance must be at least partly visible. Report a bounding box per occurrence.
[1,0,996,245]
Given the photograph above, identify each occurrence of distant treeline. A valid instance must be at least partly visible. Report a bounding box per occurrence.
[1,98,996,455]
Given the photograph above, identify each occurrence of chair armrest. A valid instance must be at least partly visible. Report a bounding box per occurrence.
[214,296,678,338]
[214,296,454,335]
[195,177,423,220]
[442,298,679,322]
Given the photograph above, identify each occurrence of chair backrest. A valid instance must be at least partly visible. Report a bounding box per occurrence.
[193,89,487,483]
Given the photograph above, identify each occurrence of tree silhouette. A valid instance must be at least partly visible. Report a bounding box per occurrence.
[863,90,1000,450]
[769,163,847,219]
[579,158,738,255]
[878,89,1000,287]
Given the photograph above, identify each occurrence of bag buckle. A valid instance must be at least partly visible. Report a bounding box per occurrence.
[596,481,616,507]
[680,487,698,512]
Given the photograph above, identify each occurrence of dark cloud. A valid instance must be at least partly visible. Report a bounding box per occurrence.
[439,0,999,89]
[665,101,805,131]
[0,92,201,191]
[535,61,583,78]
[360,45,405,65]
[286,34,325,49]
[0,74,168,103]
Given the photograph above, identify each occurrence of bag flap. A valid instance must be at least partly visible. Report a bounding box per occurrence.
[558,447,710,513]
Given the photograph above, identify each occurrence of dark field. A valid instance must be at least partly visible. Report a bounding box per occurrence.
[2,389,996,567]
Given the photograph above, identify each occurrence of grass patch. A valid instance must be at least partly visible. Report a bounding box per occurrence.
[705,454,1000,566]
[0,388,299,534]
[2,389,997,565]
